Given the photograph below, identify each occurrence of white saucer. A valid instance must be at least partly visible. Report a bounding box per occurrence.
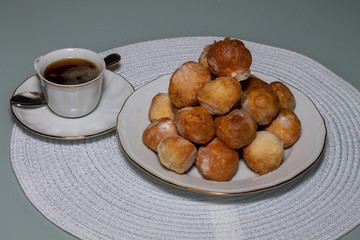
[11,70,134,139]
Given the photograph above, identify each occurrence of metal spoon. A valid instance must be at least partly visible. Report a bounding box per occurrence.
[10,91,46,107]
[10,53,121,107]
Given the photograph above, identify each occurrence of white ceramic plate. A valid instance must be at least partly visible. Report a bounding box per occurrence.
[11,70,134,139]
[116,72,326,195]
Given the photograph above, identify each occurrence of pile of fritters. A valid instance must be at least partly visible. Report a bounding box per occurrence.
[142,37,301,181]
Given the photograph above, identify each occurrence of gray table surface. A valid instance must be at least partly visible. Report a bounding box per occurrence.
[1,0,359,239]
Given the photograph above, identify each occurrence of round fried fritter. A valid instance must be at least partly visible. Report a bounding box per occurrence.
[142,117,178,152]
[240,85,280,125]
[241,76,269,96]
[264,108,301,148]
[175,106,215,144]
[215,109,257,149]
[196,138,239,181]
[207,38,252,81]
[198,44,211,68]
[149,93,178,122]
[169,61,211,108]
[157,134,197,174]
[243,131,284,175]
[270,81,296,111]
[198,77,242,115]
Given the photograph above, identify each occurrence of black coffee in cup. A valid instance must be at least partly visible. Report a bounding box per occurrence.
[44,58,100,85]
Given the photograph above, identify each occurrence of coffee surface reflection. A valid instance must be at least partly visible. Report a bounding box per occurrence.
[44,58,100,85]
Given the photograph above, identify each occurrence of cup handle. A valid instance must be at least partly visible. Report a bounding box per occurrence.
[34,56,43,73]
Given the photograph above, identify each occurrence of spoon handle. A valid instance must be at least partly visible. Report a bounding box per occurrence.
[104,53,121,69]
[10,92,46,107]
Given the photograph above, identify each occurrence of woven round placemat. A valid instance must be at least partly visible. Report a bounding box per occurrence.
[11,36,360,239]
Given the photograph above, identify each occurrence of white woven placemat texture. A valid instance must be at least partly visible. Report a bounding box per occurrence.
[11,36,360,240]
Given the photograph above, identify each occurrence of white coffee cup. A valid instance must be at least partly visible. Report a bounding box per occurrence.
[34,48,105,118]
